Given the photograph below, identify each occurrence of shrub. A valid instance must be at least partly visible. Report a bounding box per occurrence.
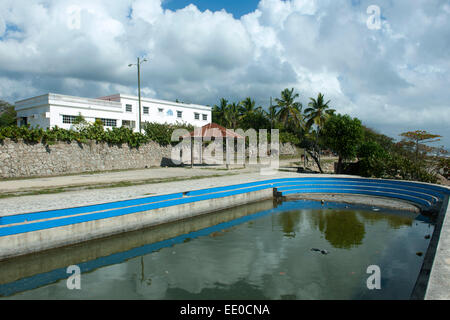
[357,141,388,178]
[142,122,193,146]
[279,131,301,145]
[0,124,150,148]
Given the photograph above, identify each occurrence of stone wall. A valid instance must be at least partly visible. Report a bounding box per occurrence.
[0,138,173,178]
[279,142,300,155]
[0,139,301,178]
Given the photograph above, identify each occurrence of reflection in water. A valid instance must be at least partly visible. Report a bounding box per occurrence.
[0,200,433,300]
[278,211,302,238]
[359,211,414,229]
[309,210,365,249]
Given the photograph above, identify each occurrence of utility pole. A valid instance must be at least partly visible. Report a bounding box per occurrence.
[137,57,142,133]
[270,96,273,129]
[128,57,147,133]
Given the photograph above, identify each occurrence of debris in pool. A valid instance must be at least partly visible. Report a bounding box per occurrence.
[372,208,380,211]
[424,235,431,239]
[311,248,329,255]
[416,252,423,257]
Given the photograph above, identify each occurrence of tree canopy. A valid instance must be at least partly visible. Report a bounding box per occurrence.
[321,113,363,173]
[0,100,17,128]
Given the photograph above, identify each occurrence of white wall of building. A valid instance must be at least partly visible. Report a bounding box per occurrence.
[15,93,212,132]
[14,94,51,129]
[98,94,211,128]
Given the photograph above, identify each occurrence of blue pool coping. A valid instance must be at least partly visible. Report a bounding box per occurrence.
[0,177,449,238]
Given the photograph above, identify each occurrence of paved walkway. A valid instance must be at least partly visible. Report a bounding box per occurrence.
[0,168,325,216]
[0,166,250,193]
[0,159,305,194]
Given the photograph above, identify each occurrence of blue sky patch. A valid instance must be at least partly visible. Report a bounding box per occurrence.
[162,0,261,18]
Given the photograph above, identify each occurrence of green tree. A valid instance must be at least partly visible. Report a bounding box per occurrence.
[301,127,325,173]
[212,98,228,126]
[321,114,363,173]
[240,97,260,116]
[303,93,335,170]
[362,126,395,151]
[275,88,304,131]
[357,141,388,177]
[264,104,278,129]
[224,102,241,129]
[239,97,270,130]
[0,100,17,127]
[399,130,442,165]
[304,93,335,130]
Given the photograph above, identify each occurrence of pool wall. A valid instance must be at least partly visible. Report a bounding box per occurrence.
[0,200,276,294]
[0,188,274,260]
[1,177,449,261]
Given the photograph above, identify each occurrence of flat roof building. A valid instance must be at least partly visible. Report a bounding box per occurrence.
[14,93,212,132]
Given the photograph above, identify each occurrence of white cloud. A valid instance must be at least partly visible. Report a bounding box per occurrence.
[0,16,5,36]
[0,0,449,146]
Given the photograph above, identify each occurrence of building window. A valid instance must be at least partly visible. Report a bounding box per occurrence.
[143,106,149,114]
[158,108,164,114]
[126,104,132,112]
[62,115,77,124]
[194,113,200,120]
[19,117,28,126]
[177,111,182,118]
[167,109,173,116]
[96,118,117,127]
[122,120,136,129]
[202,114,207,121]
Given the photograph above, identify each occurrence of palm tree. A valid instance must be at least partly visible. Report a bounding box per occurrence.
[224,102,241,129]
[240,97,261,115]
[212,98,228,126]
[304,93,335,131]
[275,88,304,130]
[304,93,335,166]
[262,104,278,129]
[240,97,263,128]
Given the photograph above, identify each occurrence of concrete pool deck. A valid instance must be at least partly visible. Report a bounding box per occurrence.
[0,167,341,216]
[0,168,449,299]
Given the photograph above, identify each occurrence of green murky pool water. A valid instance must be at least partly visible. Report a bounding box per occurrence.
[0,199,433,299]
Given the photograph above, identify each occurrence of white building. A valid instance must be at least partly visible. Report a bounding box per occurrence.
[14,93,212,132]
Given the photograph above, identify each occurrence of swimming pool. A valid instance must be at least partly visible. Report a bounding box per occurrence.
[0,199,434,299]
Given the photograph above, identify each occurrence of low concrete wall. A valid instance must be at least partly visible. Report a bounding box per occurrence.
[0,188,274,260]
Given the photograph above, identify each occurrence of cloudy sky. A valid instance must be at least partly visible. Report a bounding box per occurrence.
[0,0,449,147]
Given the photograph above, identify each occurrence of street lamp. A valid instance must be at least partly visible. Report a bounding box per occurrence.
[128,57,148,133]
